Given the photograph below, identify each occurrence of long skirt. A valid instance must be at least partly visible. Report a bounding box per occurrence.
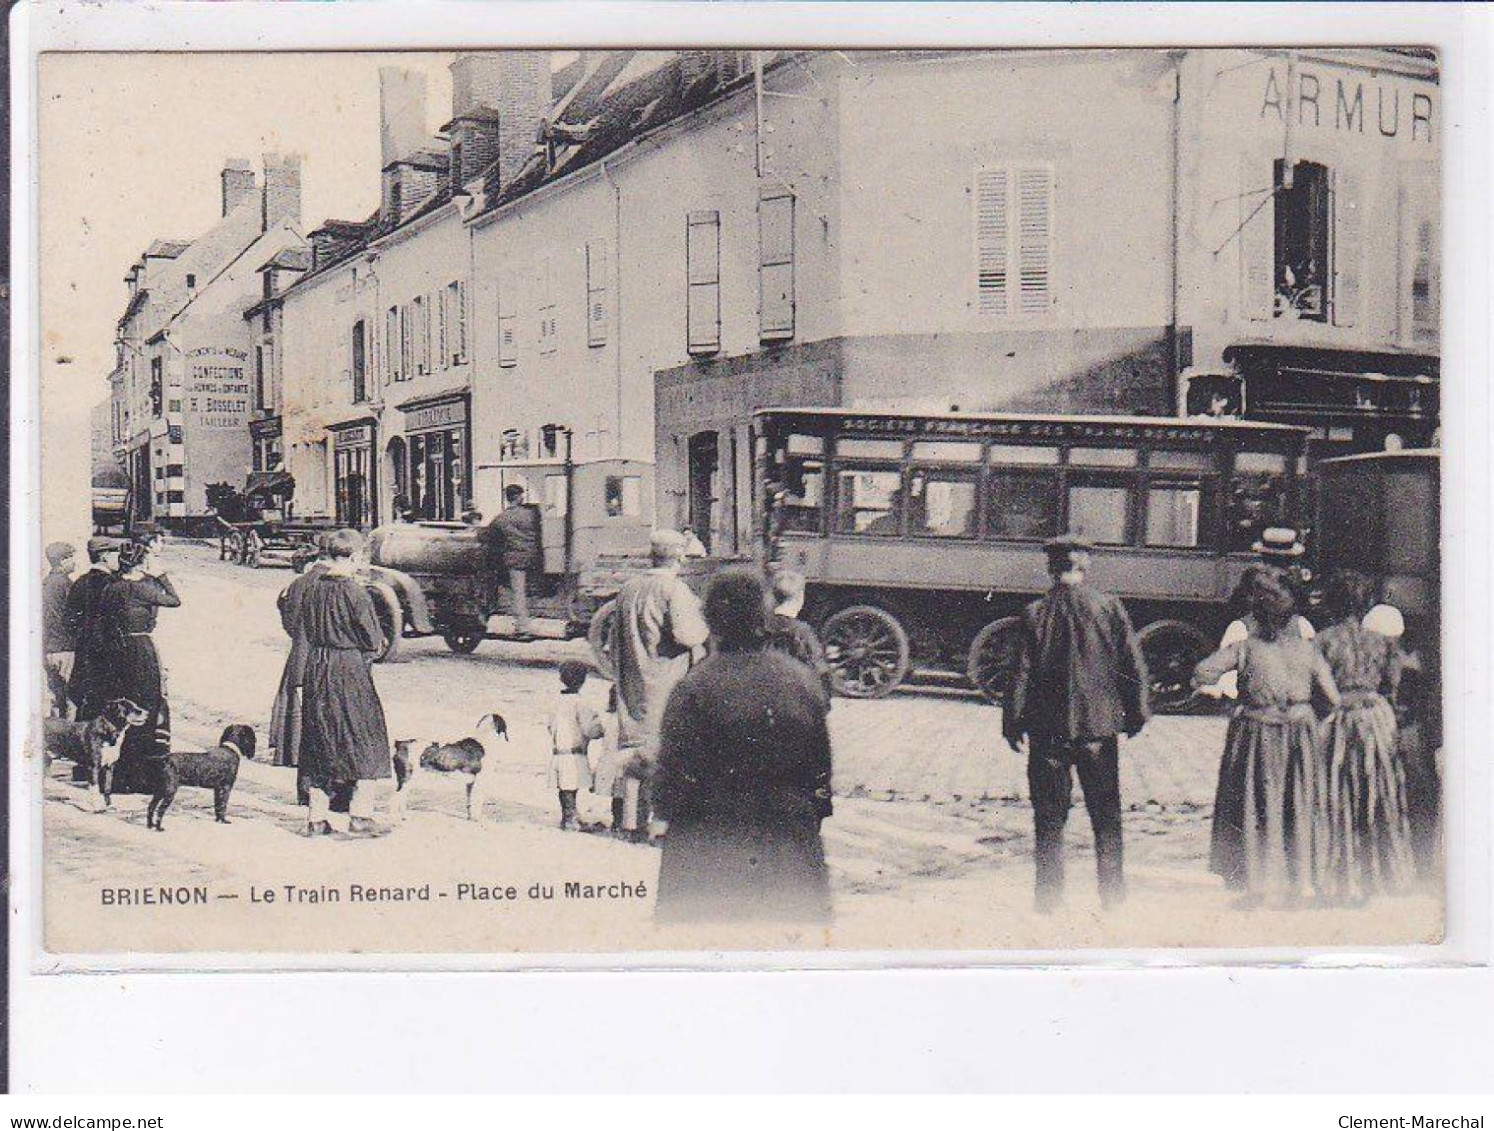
[1210,705,1325,902]
[656,796,831,925]
[268,638,309,767]
[95,635,171,769]
[297,646,391,797]
[1323,692,1415,901]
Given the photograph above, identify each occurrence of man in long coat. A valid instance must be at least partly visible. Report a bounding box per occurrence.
[1003,536,1150,912]
[269,539,329,768]
[63,536,121,722]
[480,484,544,639]
[42,542,77,717]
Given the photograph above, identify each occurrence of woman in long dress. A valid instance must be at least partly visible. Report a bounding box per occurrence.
[293,528,392,837]
[1315,570,1415,903]
[268,538,329,768]
[1192,576,1339,906]
[94,539,180,773]
[653,571,833,925]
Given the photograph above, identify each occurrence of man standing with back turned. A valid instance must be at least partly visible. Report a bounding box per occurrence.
[1003,536,1150,913]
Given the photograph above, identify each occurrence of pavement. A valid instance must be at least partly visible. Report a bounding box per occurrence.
[36,541,1444,957]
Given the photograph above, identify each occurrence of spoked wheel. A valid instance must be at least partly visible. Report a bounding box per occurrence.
[1138,618,1212,714]
[587,599,618,680]
[245,536,263,569]
[442,618,485,654]
[966,616,1024,707]
[821,605,911,699]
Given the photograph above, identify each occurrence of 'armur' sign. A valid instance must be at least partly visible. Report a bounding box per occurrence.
[1260,63,1435,145]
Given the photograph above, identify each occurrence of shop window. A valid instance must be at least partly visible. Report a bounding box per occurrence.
[759,192,794,341]
[1273,159,1330,322]
[836,468,902,536]
[686,210,721,354]
[586,241,609,348]
[908,470,977,538]
[1067,483,1131,545]
[1145,485,1203,548]
[975,164,1054,316]
[986,473,1059,541]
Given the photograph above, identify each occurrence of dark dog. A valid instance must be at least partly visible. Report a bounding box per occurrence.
[109,724,255,831]
[391,713,508,821]
[43,698,148,810]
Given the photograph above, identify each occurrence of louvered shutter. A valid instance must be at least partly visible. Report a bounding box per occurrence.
[1239,159,1276,321]
[759,192,795,340]
[1331,168,1363,328]
[687,211,721,354]
[437,286,449,368]
[1016,166,1053,314]
[975,168,1009,315]
[457,281,468,362]
[498,278,517,369]
[586,239,610,348]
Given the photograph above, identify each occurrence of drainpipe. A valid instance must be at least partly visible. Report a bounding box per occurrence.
[1168,52,1183,411]
[602,159,624,460]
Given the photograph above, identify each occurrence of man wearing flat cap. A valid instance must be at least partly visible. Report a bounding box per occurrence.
[63,536,122,722]
[1003,535,1150,912]
[42,541,76,717]
[609,529,709,840]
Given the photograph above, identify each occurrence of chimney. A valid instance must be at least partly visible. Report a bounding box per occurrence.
[262,153,302,232]
[221,158,256,217]
[493,52,553,192]
[380,67,429,169]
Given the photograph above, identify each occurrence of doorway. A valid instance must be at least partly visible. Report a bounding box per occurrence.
[687,430,718,552]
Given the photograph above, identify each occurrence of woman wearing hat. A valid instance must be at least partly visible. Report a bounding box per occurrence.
[94,538,180,767]
[1191,575,1339,906]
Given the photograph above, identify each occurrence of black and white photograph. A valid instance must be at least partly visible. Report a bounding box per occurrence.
[28,38,1452,957]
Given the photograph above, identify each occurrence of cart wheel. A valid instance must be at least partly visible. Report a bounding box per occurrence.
[369,587,403,663]
[966,615,1023,707]
[1138,618,1212,714]
[442,619,485,654]
[821,605,910,699]
[587,600,618,681]
[245,538,262,569]
[226,533,244,564]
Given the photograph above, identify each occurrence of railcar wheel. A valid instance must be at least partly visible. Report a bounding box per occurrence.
[442,619,485,654]
[587,600,618,681]
[822,605,910,699]
[1138,618,1212,714]
[369,587,403,663]
[245,537,262,569]
[966,616,1024,707]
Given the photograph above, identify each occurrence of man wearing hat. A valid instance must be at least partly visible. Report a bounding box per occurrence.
[610,529,709,840]
[63,536,122,722]
[481,483,545,640]
[1003,535,1150,913]
[42,541,77,717]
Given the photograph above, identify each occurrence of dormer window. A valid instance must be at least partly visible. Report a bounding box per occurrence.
[186,274,196,290]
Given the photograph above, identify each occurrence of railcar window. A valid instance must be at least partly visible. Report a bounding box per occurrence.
[987,473,1060,540]
[1226,474,1290,552]
[1070,447,1139,468]
[546,474,569,517]
[989,444,1061,465]
[1145,485,1202,548]
[836,467,903,535]
[912,441,982,463]
[1149,450,1215,472]
[1067,483,1131,545]
[1234,451,1288,475]
[837,438,904,460]
[908,471,978,538]
[785,433,824,456]
[603,475,641,518]
[776,458,824,533]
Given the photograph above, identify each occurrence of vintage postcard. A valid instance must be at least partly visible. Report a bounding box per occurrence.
[33,45,1447,961]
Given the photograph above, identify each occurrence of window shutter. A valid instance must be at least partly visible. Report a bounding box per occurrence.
[498,280,517,368]
[1239,160,1276,321]
[1399,163,1439,345]
[457,281,468,362]
[759,192,795,340]
[687,210,721,354]
[975,168,1009,314]
[437,286,449,368]
[1331,168,1363,329]
[586,239,610,348]
[1016,166,1053,314]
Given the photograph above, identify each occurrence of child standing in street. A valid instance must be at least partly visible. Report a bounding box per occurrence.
[549,660,605,831]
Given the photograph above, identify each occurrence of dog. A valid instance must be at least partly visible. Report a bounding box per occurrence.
[138,725,256,831]
[391,713,508,822]
[43,698,148,809]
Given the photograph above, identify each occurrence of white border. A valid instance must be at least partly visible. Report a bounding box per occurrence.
[10,0,1493,1091]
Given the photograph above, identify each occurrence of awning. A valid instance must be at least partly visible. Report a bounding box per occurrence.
[244,471,294,496]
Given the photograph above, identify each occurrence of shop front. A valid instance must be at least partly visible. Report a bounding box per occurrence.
[398,391,471,522]
[329,418,378,529]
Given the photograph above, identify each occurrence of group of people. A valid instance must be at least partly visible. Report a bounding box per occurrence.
[1000,529,1430,916]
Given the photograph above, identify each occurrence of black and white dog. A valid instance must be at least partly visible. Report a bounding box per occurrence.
[43,698,149,811]
[391,713,508,822]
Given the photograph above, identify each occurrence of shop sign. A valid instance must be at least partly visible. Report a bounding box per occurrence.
[405,399,468,433]
[333,424,374,449]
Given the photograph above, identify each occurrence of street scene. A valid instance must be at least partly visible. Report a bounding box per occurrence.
[38,47,1443,956]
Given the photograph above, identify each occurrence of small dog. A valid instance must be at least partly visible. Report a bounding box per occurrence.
[391,713,508,822]
[107,724,255,831]
[43,698,148,809]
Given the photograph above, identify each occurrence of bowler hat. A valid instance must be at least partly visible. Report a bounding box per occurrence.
[1252,526,1305,558]
[86,536,121,558]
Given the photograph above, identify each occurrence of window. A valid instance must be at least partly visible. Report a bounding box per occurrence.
[437,286,449,368]
[537,257,558,356]
[586,240,609,348]
[986,473,1060,541]
[498,282,517,368]
[1070,446,1138,467]
[759,192,794,340]
[975,164,1054,316]
[351,320,367,404]
[687,210,721,354]
[774,454,824,534]
[413,296,430,375]
[1227,457,1291,552]
[149,357,163,416]
[449,280,467,364]
[1145,485,1202,548]
[1273,159,1330,322]
[1067,483,1131,545]
[1150,450,1215,472]
[908,470,978,538]
[254,345,267,411]
[990,444,1060,466]
[399,305,413,381]
[186,273,196,290]
[837,438,903,460]
[836,468,902,536]
[604,475,643,518]
[167,399,182,415]
[912,441,981,463]
[385,306,401,384]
